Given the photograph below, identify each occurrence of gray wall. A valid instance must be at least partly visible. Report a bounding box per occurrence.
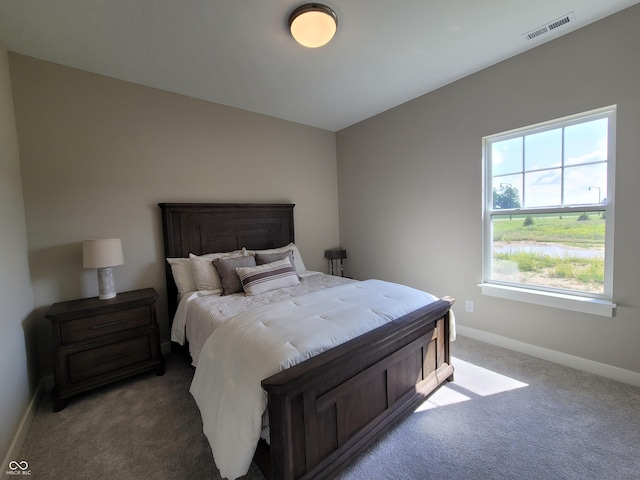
[9,54,341,377]
[336,6,640,377]
[0,42,35,463]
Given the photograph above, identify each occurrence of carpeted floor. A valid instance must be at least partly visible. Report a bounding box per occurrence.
[17,336,640,479]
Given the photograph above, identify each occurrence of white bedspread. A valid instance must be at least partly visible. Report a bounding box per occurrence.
[171,272,356,366]
[190,279,438,480]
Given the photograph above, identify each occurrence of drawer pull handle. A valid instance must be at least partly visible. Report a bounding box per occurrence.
[90,319,129,330]
[94,352,130,366]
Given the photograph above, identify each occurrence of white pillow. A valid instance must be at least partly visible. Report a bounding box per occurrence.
[166,258,198,297]
[248,243,307,274]
[236,257,300,296]
[189,249,247,293]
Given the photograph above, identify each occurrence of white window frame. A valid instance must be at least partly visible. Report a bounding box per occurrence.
[479,106,616,317]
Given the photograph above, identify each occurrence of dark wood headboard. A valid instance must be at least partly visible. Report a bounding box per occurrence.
[159,203,295,319]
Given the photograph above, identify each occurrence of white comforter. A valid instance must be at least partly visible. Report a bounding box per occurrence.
[190,279,439,480]
[172,272,356,365]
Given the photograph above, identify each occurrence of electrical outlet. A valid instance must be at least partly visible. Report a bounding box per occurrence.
[465,300,474,313]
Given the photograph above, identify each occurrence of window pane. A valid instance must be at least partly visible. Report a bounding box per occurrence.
[524,128,562,171]
[492,174,522,209]
[484,107,614,301]
[524,168,561,207]
[491,137,522,176]
[563,163,607,205]
[491,212,605,294]
[565,118,608,166]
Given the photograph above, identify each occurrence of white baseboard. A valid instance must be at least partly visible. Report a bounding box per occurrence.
[456,325,640,388]
[1,376,51,473]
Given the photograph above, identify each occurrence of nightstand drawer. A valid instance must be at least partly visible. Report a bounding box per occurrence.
[68,335,151,383]
[47,288,164,411]
[60,306,151,344]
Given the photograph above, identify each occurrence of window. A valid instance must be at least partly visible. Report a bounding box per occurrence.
[481,106,616,316]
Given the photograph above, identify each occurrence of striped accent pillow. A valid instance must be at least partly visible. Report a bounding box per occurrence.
[237,257,300,296]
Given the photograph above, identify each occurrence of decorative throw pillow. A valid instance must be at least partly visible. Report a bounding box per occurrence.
[249,243,307,274]
[255,250,294,267]
[189,249,245,293]
[213,255,257,295]
[237,257,300,296]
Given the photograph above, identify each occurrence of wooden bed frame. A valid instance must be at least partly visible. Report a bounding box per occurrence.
[159,203,454,480]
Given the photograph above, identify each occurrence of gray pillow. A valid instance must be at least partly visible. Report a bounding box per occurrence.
[213,255,256,295]
[255,250,294,266]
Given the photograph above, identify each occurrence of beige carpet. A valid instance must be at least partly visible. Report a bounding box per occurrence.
[17,336,640,479]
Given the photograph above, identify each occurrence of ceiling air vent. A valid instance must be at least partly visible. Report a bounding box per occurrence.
[524,12,576,41]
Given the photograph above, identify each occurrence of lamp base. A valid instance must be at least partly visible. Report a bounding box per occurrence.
[97,267,117,300]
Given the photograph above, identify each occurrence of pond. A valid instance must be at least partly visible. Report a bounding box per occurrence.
[494,242,604,259]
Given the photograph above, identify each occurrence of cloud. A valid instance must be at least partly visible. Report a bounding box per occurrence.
[566,147,607,165]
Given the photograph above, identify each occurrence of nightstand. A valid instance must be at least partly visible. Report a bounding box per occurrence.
[46,288,164,411]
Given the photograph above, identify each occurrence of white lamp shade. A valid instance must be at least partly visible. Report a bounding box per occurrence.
[83,239,124,269]
[290,5,337,48]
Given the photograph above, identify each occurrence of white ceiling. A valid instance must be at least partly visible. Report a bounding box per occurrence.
[1,0,638,132]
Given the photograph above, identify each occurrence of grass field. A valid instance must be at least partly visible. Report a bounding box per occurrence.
[491,212,605,293]
[493,212,605,247]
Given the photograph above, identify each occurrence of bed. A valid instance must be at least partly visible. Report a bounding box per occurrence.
[159,202,455,480]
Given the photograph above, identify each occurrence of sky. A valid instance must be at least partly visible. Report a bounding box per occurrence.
[490,116,608,208]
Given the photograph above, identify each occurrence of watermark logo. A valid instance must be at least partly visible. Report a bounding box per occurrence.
[6,460,30,476]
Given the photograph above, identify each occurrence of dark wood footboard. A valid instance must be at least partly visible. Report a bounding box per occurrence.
[258,298,454,480]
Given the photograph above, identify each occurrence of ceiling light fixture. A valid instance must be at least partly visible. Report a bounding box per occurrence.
[289,4,338,48]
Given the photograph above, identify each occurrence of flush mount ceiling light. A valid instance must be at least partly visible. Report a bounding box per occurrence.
[289,4,338,48]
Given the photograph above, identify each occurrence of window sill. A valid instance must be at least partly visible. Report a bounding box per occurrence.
[478,283,616,317]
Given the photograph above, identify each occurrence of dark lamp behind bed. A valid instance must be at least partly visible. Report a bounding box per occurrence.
[324,248,347,276]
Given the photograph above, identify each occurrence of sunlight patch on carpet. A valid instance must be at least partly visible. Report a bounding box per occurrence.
[415,357,529,412]
[416,385,472,411]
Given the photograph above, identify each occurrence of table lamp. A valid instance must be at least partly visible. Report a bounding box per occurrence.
[324,249,347,276]
[83,238,124,299]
